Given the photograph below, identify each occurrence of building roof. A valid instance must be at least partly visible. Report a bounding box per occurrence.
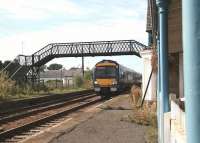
[65,68,82,77]
[40,68,82,78]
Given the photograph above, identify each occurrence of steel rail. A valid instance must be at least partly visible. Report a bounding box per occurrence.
[0,91,93,118]
[0,94,96,125]
[0,89,93,115]
[0,96,101,141]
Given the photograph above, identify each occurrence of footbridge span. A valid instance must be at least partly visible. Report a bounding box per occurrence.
[12,40,148,83]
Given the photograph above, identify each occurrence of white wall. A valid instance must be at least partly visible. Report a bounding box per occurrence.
[140,49,157,101]
[63,77,74,87]
[40,77,63,82]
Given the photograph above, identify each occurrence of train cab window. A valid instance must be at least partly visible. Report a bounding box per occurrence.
[95,66,117,78]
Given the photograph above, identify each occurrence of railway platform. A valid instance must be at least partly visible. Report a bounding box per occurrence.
[23,94,147,143]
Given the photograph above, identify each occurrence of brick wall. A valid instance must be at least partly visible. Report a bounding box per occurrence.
[168,0,182,53]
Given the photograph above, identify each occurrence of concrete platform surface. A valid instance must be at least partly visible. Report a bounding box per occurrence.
[24,94,147,143]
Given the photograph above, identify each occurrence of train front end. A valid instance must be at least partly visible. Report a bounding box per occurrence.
[93,60,119,97]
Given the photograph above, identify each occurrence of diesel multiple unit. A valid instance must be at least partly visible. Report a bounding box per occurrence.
[93,60,141,98]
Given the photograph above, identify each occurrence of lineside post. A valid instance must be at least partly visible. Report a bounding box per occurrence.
[31,55,35,88]
[82,56,84,77]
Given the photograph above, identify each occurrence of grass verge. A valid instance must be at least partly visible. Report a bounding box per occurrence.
[0,87,90,102]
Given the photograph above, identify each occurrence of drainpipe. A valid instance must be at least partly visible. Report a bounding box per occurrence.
[156,0,169,112]
[182,1,200,143]
[157,38,161,143]
[156,0,169,142]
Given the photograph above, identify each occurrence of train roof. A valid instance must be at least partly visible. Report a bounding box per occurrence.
[94,59,141,75]
[95,60,119,66]
[119,64,139,74]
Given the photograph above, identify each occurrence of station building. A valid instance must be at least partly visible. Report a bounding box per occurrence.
[146,0,200,143]
[40,68,82,88]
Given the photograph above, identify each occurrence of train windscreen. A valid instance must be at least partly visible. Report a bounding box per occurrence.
[95,66,117,78]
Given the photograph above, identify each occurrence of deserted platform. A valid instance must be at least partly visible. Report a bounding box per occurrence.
[24,94,147,143]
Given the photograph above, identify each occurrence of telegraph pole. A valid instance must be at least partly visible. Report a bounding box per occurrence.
[82,56,84,77]
[21,41,24,55]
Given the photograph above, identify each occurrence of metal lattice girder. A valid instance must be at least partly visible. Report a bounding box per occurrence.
[17,40,148,67]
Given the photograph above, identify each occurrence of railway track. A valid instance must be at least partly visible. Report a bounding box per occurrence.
[0,92,101,142]
[0,90,94,118]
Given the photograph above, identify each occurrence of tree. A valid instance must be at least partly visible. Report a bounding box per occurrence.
[0,60,3,70]
[74,75,83,87]
[40,65,47,72]
[83,67,93,89]
[3,60,12,68]
[47,63,63,70]
[2,60,26,84]
[3,60,20,76]
[0,72,15,99]
[84,67,92,81]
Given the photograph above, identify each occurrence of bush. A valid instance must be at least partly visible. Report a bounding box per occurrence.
[0,72,15,99]
[74,75,84,87]
[45,80,63,89]
[84,68,92,81]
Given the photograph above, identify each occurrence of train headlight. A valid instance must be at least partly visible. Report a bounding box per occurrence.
[112,80,117,85]
[94,81,98,84]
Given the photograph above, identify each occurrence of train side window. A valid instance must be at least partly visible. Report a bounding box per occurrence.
[121,72,125,78]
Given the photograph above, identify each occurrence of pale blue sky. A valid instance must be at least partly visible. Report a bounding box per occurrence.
[0,0,147,72]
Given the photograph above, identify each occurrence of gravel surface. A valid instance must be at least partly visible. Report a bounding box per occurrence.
[50,95,147,143]
[1,96,98,131]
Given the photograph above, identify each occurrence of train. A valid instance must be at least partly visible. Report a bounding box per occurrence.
[92,60,142,98]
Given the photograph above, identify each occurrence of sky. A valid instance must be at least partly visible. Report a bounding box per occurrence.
[0,0,147,73]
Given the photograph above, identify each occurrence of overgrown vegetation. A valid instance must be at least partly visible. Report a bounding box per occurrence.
[0,72,15,99]
[74,75,84,87]
[0,60,25,82]
[134,106,157,142]
[49,87,86,94]
[0,65,93,101]
[73,68,93,89]
[0,72,46,101]
[120,102,157,143]
[120,86,158,143]
[45,80,63,89]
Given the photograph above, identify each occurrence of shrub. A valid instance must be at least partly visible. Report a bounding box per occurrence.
[74,75,84,87]
[83,68,93,89]
[0,72,15,99]
[84,68,92,81]
[83,79,92,89]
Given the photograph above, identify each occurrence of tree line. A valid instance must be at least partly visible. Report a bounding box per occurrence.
[0,60,92,84]
[0,60,93,99]
[0,60,21,77]
[0,60,64,73]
